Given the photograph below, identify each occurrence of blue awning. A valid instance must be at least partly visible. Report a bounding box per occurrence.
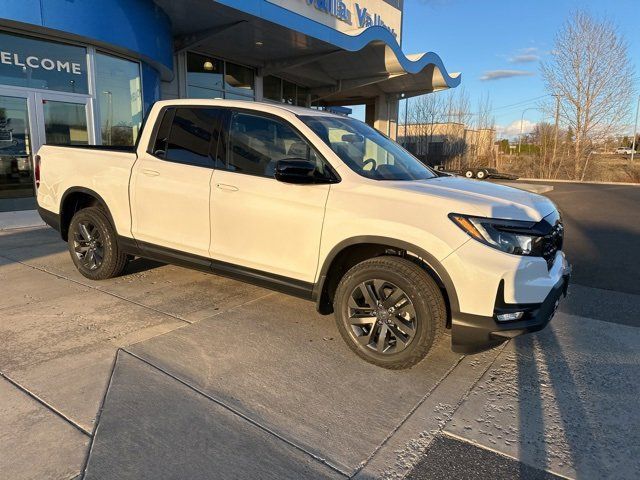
[155,0,460,103]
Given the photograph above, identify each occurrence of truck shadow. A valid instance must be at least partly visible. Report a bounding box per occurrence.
[514,330,603,478]
[0,226,164,276]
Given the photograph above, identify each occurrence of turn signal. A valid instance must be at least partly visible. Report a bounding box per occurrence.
[449,214,484,241]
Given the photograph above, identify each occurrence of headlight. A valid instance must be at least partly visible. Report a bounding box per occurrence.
[449,213,545,256]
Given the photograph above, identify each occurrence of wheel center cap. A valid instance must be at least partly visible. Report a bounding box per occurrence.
[376,308,389,320]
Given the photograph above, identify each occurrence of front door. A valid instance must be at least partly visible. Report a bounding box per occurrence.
[210,111,331,283]
[0,87,93,212]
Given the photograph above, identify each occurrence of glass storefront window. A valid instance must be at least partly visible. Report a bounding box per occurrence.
[283,80,296,105]
[263,75,282,102]
[263,75,309,106]
[0,31,88,94]
[95,53,142,146]
[224,91,255,101]
[187,86,223,99]
[225,61,254,98]
[187,53,223,94]
[296,86,309,107]
[186,53,255,100]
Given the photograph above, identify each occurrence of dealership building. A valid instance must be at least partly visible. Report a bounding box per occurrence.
[0,0,459,213]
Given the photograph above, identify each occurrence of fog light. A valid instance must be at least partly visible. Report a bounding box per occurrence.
[496,311,524,322]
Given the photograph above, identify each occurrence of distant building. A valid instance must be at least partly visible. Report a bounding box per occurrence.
[398,123,496,165]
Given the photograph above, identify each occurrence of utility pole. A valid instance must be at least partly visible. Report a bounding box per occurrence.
[631,95,639,163]
[552,94,561,176]
[403,97,409,147]
[427,112,435,157]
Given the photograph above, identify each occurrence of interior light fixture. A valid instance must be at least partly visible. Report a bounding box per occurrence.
[203,61,214,71]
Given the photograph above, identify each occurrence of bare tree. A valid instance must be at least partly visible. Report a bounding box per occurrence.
[530,122,555,178]
[541,11,635,179]
[474,93,496,167]
[403,88,499,170]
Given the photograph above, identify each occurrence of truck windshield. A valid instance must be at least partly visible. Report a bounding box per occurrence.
[299,115,436,181]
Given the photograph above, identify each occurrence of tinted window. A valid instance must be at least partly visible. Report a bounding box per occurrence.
[164,108,217,167]
[227,113,324,178]
[151,108,174,156]
[211,109,229,169]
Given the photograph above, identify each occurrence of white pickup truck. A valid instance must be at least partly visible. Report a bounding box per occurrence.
[36,99,571,369]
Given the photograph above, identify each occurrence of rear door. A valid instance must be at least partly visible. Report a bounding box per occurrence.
[130,107,219,258]
[209,110,332,283]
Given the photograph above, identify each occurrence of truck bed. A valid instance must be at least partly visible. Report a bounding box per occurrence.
[36,144,138,236]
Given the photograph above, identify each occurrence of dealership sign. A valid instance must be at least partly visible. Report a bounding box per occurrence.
[0,51,83,75]
[269,0,402,41]
[0,31,88,94]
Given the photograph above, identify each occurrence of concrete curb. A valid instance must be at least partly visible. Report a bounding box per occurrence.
[518,178,640,187]
[493,181,554,194]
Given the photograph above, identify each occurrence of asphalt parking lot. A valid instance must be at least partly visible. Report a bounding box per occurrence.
[1,181,639,479]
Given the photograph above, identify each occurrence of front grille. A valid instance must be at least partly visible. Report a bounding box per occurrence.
[542,223,564,269]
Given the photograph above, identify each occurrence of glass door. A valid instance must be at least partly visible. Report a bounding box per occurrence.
[0,89,36,212]
[0,88,94,212]
[34,92,93,149]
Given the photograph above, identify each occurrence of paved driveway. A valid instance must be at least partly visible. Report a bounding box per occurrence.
[1,182,639,479]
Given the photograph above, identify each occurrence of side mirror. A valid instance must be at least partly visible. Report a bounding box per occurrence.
[275,159,332,185]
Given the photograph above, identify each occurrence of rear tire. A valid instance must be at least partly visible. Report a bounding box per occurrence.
[68,207,127,280]
[333,256,446,369]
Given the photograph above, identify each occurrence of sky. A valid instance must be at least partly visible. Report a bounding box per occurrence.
[354,0,640,139]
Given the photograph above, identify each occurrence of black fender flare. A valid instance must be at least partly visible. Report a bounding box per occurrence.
[59,187,118,239]
[313,235,460,316]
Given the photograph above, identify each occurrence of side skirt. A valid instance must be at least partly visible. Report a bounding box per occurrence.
[117,236,314,300]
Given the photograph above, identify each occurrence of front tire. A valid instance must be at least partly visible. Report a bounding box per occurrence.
[68,207,127,280]
[333,256,445,369]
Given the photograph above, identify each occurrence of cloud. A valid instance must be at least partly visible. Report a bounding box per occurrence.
[496,119,537,138]
[509,54,540,63]
[480,69,535,81]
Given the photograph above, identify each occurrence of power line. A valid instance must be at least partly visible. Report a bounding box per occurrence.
[488,94,551,112]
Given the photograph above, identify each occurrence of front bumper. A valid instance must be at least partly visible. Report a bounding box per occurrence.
[451,266,571,354]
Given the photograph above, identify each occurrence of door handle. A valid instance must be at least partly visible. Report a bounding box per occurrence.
[216,183,239,192]
[142,169,160,177]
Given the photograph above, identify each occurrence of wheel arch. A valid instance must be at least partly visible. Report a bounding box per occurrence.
[314,236,460,325]
[59,187,117,241]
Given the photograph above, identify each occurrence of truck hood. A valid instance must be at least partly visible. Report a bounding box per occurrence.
[384,176,556,222]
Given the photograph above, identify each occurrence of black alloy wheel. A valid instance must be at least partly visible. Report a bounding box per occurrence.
[72,220,104,270]
[334,256,445,369]
[67,206,128,280]
[347,279,417,354]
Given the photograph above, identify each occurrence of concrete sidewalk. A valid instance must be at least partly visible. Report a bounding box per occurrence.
[0,210,44,231]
